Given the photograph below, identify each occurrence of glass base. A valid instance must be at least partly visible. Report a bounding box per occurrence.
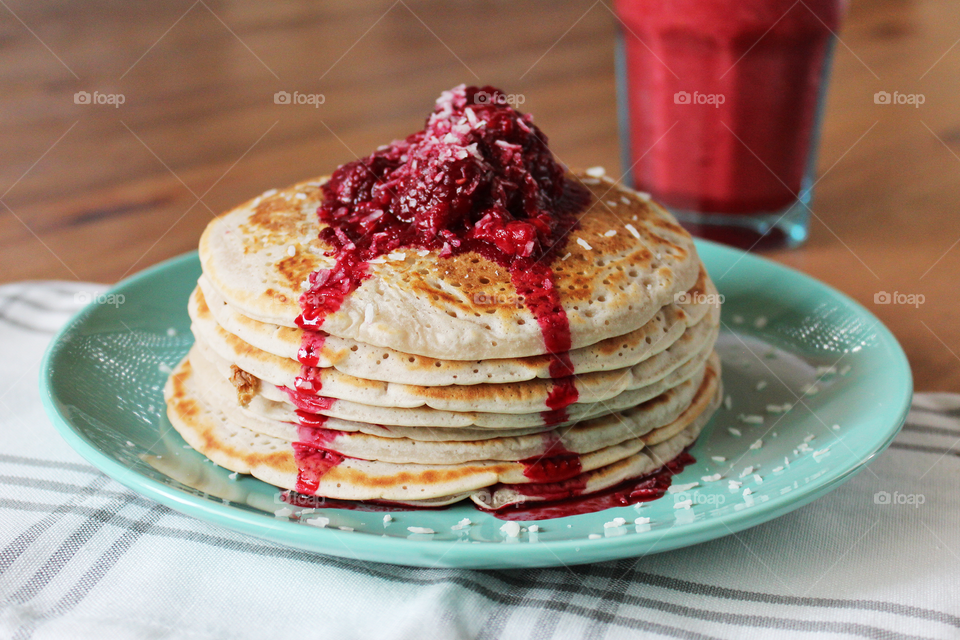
[669,202,810,250]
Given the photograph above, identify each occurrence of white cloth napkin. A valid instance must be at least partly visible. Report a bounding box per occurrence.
[1,281,958,640]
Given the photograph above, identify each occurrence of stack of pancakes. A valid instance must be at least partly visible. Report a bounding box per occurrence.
[165,173,723,510]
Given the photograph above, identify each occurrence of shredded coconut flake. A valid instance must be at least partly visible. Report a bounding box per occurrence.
[588,534,602,539]
[749,439,763,450]
[668,482,700,494]
[603,229,617,237]
[624,223,641,239]
[586,166,606,178]
[500,521,521,538]
[635,516,651,525]
[728,427,742,437]
[407,526,435,535]
[674,499,693,510]
[711,456,726,462]
[306,517,329,528]
[577,237,593,250]
[451,518,472,531]
[561,252,572,261]
[702,473,722,482]
[604,517,627,528]
[755,380,768,391]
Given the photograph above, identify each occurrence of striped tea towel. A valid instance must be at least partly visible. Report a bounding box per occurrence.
[1,280,958,640]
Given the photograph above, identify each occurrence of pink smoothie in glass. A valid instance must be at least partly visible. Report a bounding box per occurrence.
[615,0,843,247]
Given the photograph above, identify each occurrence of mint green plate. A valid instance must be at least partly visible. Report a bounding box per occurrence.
[40,241,912,569]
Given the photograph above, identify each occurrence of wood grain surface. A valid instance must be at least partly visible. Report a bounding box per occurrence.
[1,0,957,390]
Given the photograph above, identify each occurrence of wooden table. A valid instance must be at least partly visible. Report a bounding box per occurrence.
[1,0,957,391]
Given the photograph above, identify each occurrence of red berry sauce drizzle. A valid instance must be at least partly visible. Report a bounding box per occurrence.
[280,450,697,519]
[520,428,582,484]
[277,85,697,517]
[494,450,696,521]
[284,85,589,493]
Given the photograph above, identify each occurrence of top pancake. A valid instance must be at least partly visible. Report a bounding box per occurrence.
[199,173,701,360]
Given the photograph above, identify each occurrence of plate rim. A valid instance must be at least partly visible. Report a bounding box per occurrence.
[39,241,913,568]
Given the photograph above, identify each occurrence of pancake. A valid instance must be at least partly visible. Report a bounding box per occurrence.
[192,353,717,466]
[192,339,714,429]
[198,175,701,360]
[189,342,705,441]
[189,284,720,413]
[196,267,717,385]
[165,352,721,501]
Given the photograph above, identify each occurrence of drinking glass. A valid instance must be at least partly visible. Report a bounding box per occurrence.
[615,0,845,249]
